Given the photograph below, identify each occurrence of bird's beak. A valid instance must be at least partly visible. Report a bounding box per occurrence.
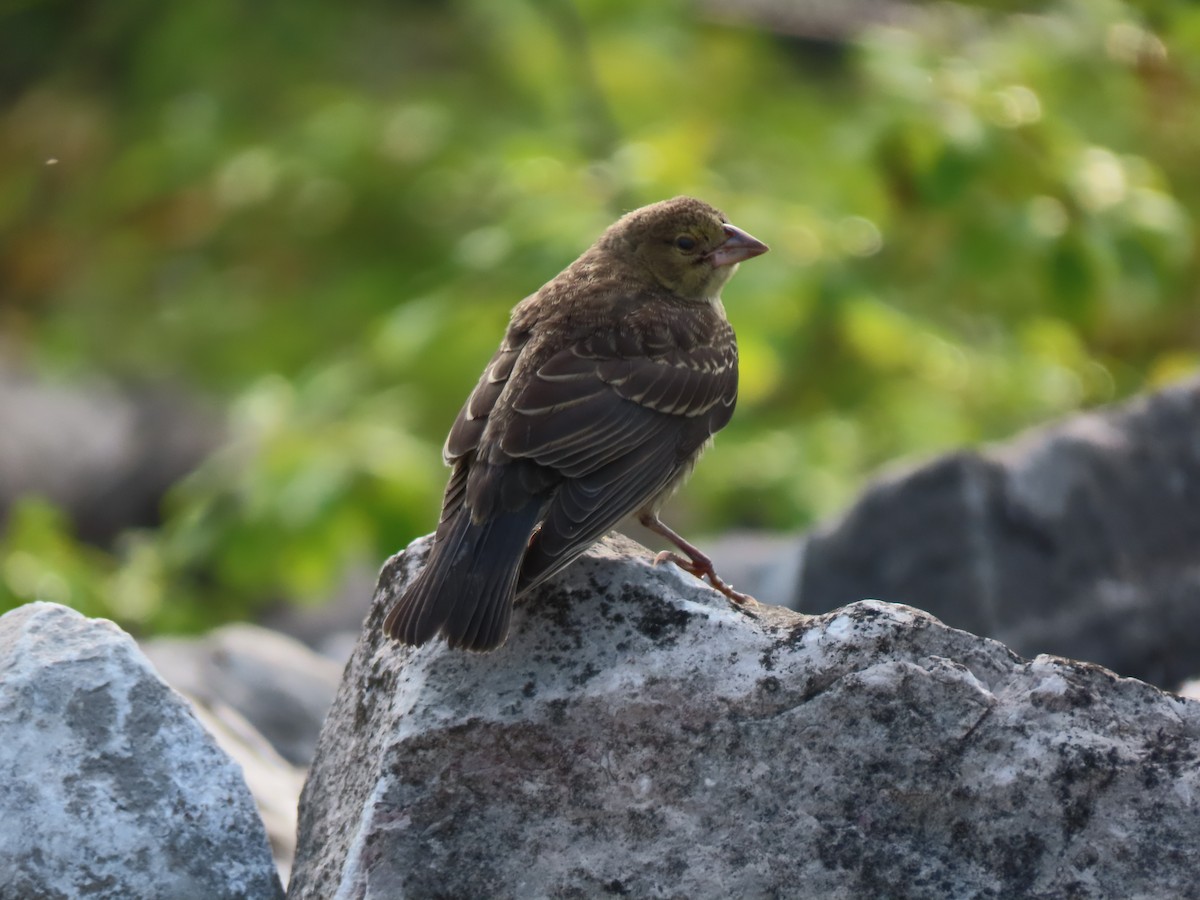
[707,223,769,268]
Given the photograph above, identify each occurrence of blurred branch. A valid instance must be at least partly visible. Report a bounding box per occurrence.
[697,0,916,43]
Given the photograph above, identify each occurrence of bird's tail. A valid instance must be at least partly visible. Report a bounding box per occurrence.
[383,503,542,651]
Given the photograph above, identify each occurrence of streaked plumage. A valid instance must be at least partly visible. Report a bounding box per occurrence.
[383,196,768,651]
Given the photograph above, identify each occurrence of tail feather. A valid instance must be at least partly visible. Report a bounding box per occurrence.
[383,507,474,647]
[383,503,541,651]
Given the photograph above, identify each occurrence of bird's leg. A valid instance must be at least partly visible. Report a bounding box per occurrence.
[638,512,758,608]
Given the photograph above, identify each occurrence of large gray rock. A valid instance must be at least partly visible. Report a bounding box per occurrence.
[795,378,1200,688]
[289,534,1200,899]
[0,603,284,900]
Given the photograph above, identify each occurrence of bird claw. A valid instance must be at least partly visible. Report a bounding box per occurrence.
[651,550,760,612]
[651,549,686,568]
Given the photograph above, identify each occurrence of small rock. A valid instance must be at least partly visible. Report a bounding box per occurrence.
[184,698,305,885]
[141,624,338,880]
[142,623,341,766]
[0,602,283,900]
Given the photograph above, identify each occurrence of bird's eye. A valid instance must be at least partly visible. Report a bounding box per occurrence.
[674,235,697,252]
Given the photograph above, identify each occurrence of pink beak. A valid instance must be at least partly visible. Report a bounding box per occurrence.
[707,223,769,268]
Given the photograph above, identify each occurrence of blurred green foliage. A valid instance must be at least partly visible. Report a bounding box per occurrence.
[2,0,1199,632]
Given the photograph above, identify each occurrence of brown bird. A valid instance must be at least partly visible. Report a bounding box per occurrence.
[383,196,768,651]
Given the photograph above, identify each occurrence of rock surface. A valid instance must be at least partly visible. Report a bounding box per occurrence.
[186,697,306,885]
[142,623,341,767]
[141,623,339,880]
[795,377,1200,688]
[289,534,1200,900]
[0,603,284,900]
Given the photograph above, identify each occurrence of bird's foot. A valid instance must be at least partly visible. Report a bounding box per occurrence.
[652,549,760,611]
[638,510,760,612]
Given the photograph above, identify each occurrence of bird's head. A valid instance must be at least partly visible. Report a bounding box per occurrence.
[600,196,769,302]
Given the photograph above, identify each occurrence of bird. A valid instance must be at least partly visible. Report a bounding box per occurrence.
[383,196,768,651]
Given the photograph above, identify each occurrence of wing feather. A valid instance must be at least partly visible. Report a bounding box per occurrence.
[430,305,737,618]
[500,336,736,476]
[516,438,683,592]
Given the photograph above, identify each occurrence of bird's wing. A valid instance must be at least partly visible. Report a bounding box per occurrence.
[499,324,738,592]
[499,327,738,476]
[433,334,539,527]
[444,340,526,464]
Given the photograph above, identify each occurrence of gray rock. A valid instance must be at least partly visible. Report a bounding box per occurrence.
[0,603,284,900]
[183,697,306,885]
[795,378,1200,688]
[289,534,1200,899]
[140,624,338,880]
[141,623,342,766]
